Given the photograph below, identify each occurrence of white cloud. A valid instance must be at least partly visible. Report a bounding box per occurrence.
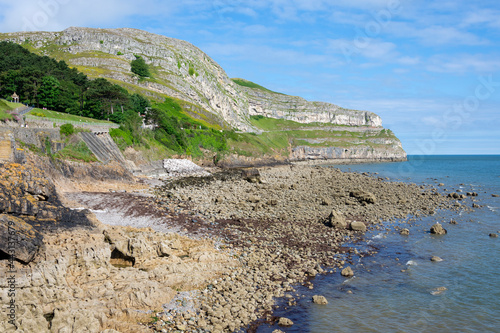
[327,38,398,62]
[0,0,178,32]
[426,54,500,74]
[202,42,338,67]
[461,9,500,29]
[388,22,489,46]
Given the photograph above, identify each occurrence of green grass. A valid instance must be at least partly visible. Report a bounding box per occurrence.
[54,140,98,162]
[27,108,116,124]
[0,100,14,121]
[232,78,285,95]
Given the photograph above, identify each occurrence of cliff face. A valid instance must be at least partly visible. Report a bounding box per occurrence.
[0,27,406,162]
[241,86,382,127]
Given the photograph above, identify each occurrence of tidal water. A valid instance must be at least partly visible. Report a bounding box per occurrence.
[257,155,500,333]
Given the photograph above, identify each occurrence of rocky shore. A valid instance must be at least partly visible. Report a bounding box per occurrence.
[1,157,472,333]
[143,165,463,332]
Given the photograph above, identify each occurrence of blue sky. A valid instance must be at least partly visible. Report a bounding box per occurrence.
[1,0,499,154]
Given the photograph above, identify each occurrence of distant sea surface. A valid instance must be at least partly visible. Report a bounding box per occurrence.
[257,155,500,333]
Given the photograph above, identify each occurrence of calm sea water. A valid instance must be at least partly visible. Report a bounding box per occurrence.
[257,155,500,333]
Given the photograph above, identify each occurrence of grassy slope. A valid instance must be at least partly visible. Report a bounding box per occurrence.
[0,99,15,121]
[232,78,285,95]
[28,108,117,124]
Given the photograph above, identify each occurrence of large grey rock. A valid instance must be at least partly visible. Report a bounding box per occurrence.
[327,210,347,228]
[430,223,447,235]
[350,190,377,204]
[312,295,328,305]
[341,266,354,277]
[350,221,367,232]
[278,317,294,326]
[0,214,43,263]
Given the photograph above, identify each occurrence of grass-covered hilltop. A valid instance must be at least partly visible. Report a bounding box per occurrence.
[0,27,406,165]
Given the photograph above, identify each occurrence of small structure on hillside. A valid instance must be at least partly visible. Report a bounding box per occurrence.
[11,92,19,103]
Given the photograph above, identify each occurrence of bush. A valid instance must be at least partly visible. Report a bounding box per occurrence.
[109,128,134,150]
[60,123,75,136]
[131,55,151,78]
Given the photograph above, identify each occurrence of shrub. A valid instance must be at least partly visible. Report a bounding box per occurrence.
[60,123,75,136]
[131,55,151,78]
[117,51,123,55]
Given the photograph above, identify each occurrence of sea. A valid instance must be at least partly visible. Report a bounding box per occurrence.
[256,155,500,333]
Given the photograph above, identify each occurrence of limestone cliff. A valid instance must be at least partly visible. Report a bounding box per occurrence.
[0,27,406,162]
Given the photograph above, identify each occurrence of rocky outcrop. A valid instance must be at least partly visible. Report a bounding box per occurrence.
[243,86,382,127]
[0,161,239,333]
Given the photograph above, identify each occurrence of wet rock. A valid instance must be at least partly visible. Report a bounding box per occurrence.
[341,266,354,277]
[312,295,328,305]
[449,219,457,224]
[430,256,443,262]
[489,233,498,238]
[350,190,376,204]
[431,287,447,295]
[492,194,499,197]
[472,203,481,208]
[278,317,294,326]
[272,330,285,333]
[349,221,367,232]
[0,214,43,263]
[400,228,410,235]
[327,210,347,229]
[430,223,447,235]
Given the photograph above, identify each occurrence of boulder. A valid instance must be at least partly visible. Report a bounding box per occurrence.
[350,221,367,232]
[312,295,328,305]
[350,190,376,204]
[489,233,498,238]
[341,266,354,277]
[327,210,347,229]
[278,317,294,326]
[430,256,443,262]
[400,228,410,235]
[430,223,447,235]
[241,168,261,183]
[0,214,43,264]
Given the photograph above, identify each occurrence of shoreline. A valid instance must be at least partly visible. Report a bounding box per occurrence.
[1,158,463,333]
[131,164,455,332]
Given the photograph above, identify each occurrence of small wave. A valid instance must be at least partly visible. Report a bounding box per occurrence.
[342,276,356,284]
[487,206,498,212]
[372,233,383,239]
[90,209,107,213]
[406,260,418,266]
[70,207,85,211]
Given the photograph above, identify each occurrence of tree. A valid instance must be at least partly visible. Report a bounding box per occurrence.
[38,75,60,109]
[131,55,151,78]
